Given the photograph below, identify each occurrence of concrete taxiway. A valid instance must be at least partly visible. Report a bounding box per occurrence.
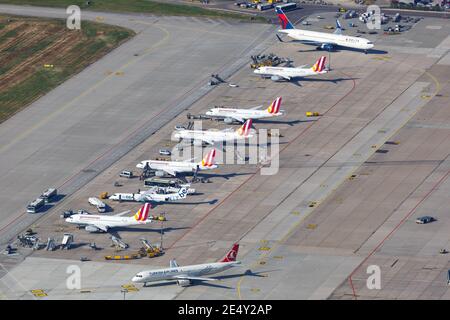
[0,5,274,245]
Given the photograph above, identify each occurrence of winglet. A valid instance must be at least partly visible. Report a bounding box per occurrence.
[219,243,239,263]
[276,7,295,30]
[334,19,343,35]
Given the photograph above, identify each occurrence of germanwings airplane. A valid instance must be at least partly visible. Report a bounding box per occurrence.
[254,56,327,81]
[276,7,374,53]
[109,187,188,203]
[136,148,217,176]
[132,243,240,287]
[205,97,283,123]
[65,203,153,233]
[173,119,253,146]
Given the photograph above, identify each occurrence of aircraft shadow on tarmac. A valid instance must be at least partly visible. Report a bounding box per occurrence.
[289,76,359,87]
[151,199,218,208]
[109,226,190,240]
[296,47,388,55]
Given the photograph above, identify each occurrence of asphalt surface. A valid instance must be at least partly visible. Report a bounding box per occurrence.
[0,5,275,245]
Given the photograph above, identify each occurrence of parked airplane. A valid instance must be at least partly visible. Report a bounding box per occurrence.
[132,243,240,287]
[276,7,374,53]
[65,203,154,233]
[109,187,188,203]
[136,148,217,177]
[173,119,253,146]
[254,56,327,82]
[205,97,283,124]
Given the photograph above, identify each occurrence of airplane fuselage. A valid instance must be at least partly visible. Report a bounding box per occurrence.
[66,214,150,229]
[279,29,374,51]
[132,261,240,283]
[254,66,327,80]
[173,129,251,144]
[137,160,215,173]
[206,108,282,121]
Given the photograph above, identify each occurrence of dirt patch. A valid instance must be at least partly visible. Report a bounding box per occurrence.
[0,15,135,123]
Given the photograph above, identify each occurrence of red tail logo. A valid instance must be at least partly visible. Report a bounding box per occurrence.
[201,149,216,167]
[134,203,151,221]
[312,56,326,72]
[237,119,252,136]
[220,243,239,262]
[267,97,282,114]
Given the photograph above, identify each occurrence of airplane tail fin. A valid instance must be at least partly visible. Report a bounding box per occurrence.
[276,7,295,30]
[334,19,343,35]
[219,243,239,263]
[134,203,151,221]
[311,56,327,72]
[201,149,216,167]
[236,119,252,137]
[267,97,282,114]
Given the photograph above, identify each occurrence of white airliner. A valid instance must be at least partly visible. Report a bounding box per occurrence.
[254,56,327,81]
[276,7,374,53]
[205,97,283,124]
[65,203,153,233]
[136,148,217,177]
[173,119,253,146]
[109,187,188,203]
[132,243,240,287]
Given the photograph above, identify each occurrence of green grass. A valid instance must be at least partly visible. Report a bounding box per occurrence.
[0,0,267,22]
[0,16,135,123]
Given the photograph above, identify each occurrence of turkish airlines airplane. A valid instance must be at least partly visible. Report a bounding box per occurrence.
[276,7,374,53]
[109,187,188,203]
[254,56,327,81]
[132,243,240,287]
[205,97,283,124]
[65,203,154,233]
[136,148,217,176]
[173,119,253,146]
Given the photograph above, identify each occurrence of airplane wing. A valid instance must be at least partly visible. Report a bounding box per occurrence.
[198,138,214,145]
[163,168,177,176]
[173,275,218,282]
[92,223,109,232]
[249,105,263,110]
[114,210,130,217]
[170,259,179,268]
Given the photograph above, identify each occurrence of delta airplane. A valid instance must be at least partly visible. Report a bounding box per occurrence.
[276,7,374,53]
[65,203,154,233]
[205,97,283,124]
[109,187,188,203]
[136,148,217,177]
[254,56,327,82]
[132,243,240,287]
[172,119,253,146]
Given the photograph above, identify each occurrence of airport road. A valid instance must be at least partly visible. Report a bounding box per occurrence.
[0,5,275,245]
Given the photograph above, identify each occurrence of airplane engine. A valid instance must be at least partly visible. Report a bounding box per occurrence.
[271,75,282,82]
[177,279,191,287]
[319,43,334,51]
[155,170,166,177]
[85,225,102,233]
[224,117,234,124]
[193,140,203,147]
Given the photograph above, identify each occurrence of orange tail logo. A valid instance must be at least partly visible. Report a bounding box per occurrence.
[201,149,216,167]
[237,119,252,137]
[267,97,282,114]
[134,203,151,221]
[312,56,326,72]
